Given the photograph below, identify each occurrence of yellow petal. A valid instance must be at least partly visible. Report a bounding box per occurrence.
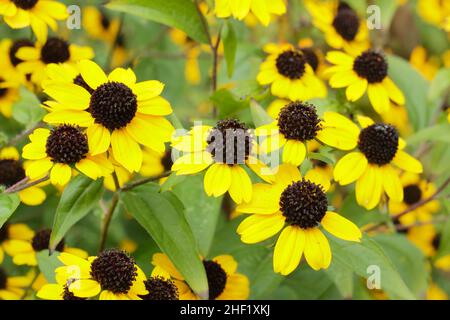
[108,67,136,87]
[204,163,232,197]
[228,165,252,204]
[333,152,368,185]
[171,151,213,175]
[87,124,111,156]
[213,255,238,275]
[304,228,331,270]
[237,213,285,244]
[132,80,164,101]
[111,129,142,172]
[392,150,423,173]
[273,226,305,275]
[282,140,306,166]
[368,83,390,114]
[78,60,107,90]
[356,165,383,210]
[321,211,362,242]
[236,183,280,214]
[382,165,403,202]
[69,279,101,298]
[50,163,72,186]
[305,168,331,192]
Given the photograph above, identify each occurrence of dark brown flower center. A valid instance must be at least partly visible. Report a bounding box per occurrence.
[403,184,422,205]
[0,159,25,187]
[206,119,252,165]
[89,82,138,130]
[332,3,360,41]
[203,260,227,300]
[0,268,7,289]
[41,38,70,64]
[161,149,173,172]
[9,39,34,66]
[12,0,38,10]
[46,125,89,164]
[73,75,94,94]
[276,50,306,79]
[300,48,319,71]
[353,50,388,83]
[31,229,64,252]
[0,224,9,242]
[277,101,321,141]
[90,249,137,294]
[62,284,86,300]
[358,123,399,165]
[280,179,328,229]
[140,277,179,300]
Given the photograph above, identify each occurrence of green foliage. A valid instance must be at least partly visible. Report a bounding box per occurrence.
[36,250,63,283]
[0,193,20,228]
[12,86,45,127]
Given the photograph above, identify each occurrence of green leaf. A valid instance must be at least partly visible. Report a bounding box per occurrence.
[12,86,45,127]
[223,21,237,78]
[387,55,430,130]
[436,217,450,259]
[172,174,222,256]
[406,123,450,145]
[328,235,416,299]
[121,183,208,298]
[210,88,249,118]
[106,0,210,44]
[0,193,20,228]
[428,68,450,102]
[250,99,272,127]
[325,259,354,298]
[160,172,187,192]
[50,176,104,251]
[374,234,428,296]
[373,0,398,28]
[36,250,63,283]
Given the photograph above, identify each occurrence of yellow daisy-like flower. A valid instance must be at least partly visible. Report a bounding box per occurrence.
[41,60,175,173]
[297,38,328,80]
[171,119,273,204]
[82,6,120,43]
[3,228,87,266]
[409,46,440,81]
[389,173,439,225]
[326,50,405,114]
[0,0,67,43]
[37,281,86,300]
[0,267,35,300]
[55,249,148,300]
[304,0,369,55]
[22,125,113,186]
[257,43,327,101]
[0,146,47,205]
[417,0,450,31]
[331,115,423,210]
[0,80,19,118]
[214,0,286,26]
[136,264,186,300]
[236,164,362,275]
[0,38,33,85]
[256,101,356,167]
[0,223,34,264]
[15,37,94,86]
[152,253,250,300]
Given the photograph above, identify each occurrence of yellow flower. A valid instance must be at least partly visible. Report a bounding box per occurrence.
[304,0,369,55]
[82,6,120,43]
[0,0,67,43]
[3,228,87,266]
[409,46,440,81]
[137,264,184,300]
[0,223,34,264]
[426,283,448,300]
[170,28,202,85]
[55,249,148,300]
[0,38,32,84]
[236,164,362,275]
[41,60,175,173]
[326,50,405,114]
[0,267,35,300]
[171,119,273,204]
[405,224,437,257]
[389,173,439,225]
[256,102,357,167]
[214,0,286,26]
[380,102,411,137]
[331,115,422,210]
[297,38,328,79]
[22,126,113,186]
[417,0,450,31]
[0,146,46,205]
[257,43,327,101]
[152,252,249,300]
[15,37,94,86]
[37,282,86,300]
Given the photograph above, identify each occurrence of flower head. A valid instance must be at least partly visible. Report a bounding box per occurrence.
[41,60,175,173]
[237,164,361,275]
[0,267,35,300]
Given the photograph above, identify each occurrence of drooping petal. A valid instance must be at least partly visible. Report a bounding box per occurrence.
[273,226,305,275]
[321,211,362,242]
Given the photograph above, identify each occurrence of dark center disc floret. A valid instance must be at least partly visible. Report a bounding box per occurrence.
[0,86,7,98]
[161,149,173,172]
[279,179,328,229]
[403,184,422,205]
[0,268,7,289]
[432,234,441,250]
[203,260,227,300]
[73,74,94,94]
[0,159,26,187]
[89,82,138,130]
[41,38,70,64]
[357,123,399,165]
[9,39,34,66]
[275,50,306,79]
[12,0,38,10]
[206,119,252,165]
[300,48,319,71]
[139,277,179,300]
[332,4,360,41]
[100,11,111,29]
[353,50,388,83]
[45,125,89,164]
[31,229,65,252]
[90,249,137,294]
[0,224,9,242]
[277,101,322,141]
